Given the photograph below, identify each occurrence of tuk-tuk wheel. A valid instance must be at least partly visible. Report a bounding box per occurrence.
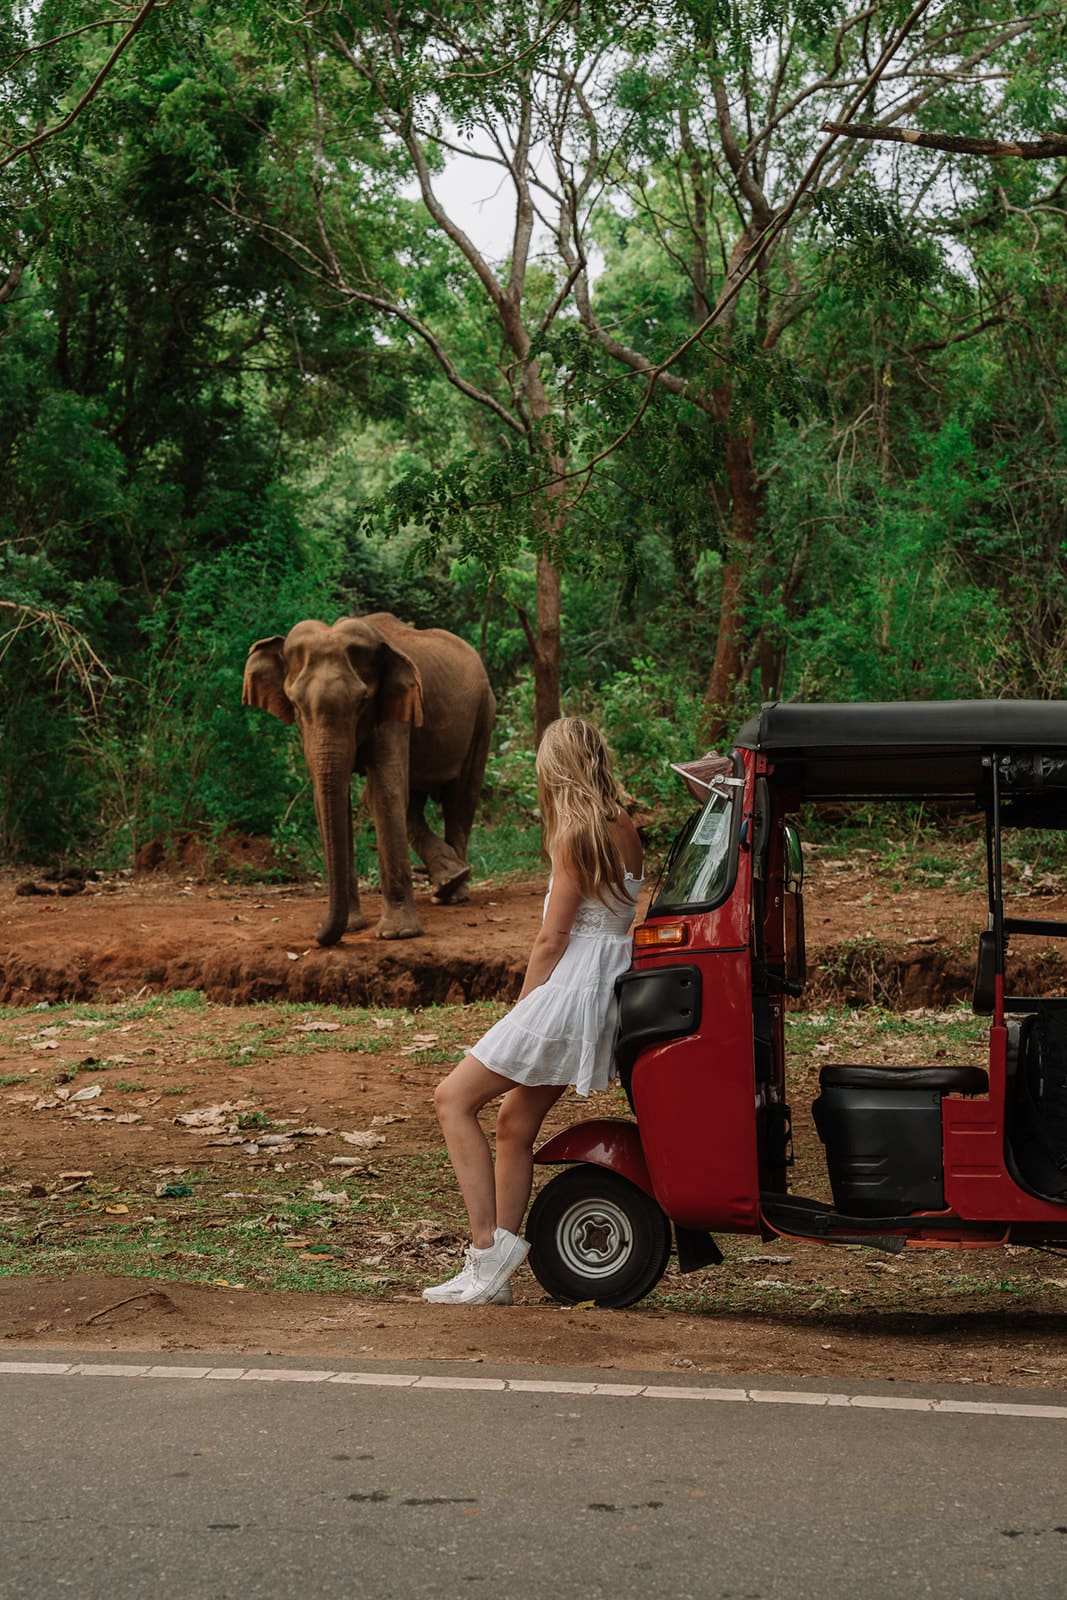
[526,1165,672,1309]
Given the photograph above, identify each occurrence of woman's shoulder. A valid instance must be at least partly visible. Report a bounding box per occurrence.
[609,808,643,879]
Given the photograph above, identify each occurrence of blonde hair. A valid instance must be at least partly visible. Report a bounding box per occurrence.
[536,718,626,904]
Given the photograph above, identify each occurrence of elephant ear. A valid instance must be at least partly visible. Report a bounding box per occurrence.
[378,642,424,727]
[242,636,294,724]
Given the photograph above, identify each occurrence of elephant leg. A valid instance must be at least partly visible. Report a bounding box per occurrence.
[436,710,493,904]
[408,792,470,902]
[365,728,423,939]
[345,791,368,932]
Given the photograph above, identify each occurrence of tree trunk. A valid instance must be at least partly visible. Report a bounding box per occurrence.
[517,348,566,740]
[701,419,763,746]
[533,556,561,741]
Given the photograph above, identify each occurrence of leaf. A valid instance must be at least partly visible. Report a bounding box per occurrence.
[294,1020,340,1033]
[339,1130,386,1148]
[69,1084,102,1102]
[104,1203,129,1215]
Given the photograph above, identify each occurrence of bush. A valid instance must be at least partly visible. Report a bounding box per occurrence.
[113,522,341,860]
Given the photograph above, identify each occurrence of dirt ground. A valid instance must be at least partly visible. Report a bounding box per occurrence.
[2,852,1067,1387]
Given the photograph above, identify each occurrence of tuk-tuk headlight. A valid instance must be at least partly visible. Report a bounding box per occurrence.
[634,922,689,949]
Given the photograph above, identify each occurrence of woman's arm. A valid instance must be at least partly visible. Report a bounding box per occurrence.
[517,858,583,999]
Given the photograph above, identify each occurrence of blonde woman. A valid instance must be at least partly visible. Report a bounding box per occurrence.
[424,718,643,1306]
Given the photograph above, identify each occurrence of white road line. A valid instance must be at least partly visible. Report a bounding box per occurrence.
[0,1359,1065,1419]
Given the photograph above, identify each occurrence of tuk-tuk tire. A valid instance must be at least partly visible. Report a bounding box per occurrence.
[526,1165,672,1309]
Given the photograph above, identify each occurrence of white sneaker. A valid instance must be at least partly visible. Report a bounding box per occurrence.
[452,1228,529,1305]
[422,1247,479,1303]
[423,1276,513,1306]
[422,1232,526,1305]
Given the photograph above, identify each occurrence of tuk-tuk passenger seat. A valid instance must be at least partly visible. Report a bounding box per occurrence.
[817,1064,989,1095]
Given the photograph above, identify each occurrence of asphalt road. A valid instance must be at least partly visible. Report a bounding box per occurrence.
[2,1354,1066,1599]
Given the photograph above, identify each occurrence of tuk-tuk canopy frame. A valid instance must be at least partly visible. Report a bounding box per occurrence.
[734,700,1067,799]
[734,700,1067,1018]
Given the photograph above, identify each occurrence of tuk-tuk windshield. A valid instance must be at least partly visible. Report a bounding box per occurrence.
[651,786,739,912]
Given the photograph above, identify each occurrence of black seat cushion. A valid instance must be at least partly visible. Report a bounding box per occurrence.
[819,1063,989,1095]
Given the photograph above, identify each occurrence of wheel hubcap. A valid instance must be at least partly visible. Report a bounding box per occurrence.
[557,1197,633,1279]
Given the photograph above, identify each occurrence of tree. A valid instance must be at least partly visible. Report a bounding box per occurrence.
[211,0,684,738]
[544,0,1061,734]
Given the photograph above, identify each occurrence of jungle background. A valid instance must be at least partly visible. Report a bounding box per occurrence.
[2,0,1066,876]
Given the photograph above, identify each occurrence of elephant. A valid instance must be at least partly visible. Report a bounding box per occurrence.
[242,613,496,946]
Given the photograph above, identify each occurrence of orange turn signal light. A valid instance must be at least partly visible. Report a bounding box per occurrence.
[634,922,689,948]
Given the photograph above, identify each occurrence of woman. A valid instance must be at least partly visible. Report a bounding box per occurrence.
[423,718,643,1306]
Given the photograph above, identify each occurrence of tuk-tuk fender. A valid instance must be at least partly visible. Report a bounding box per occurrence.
[532,1117,654,1199]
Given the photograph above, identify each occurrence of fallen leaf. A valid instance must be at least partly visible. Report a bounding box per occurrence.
[294,1021,340,1033]
[104,1204,129,1215]
[173,1101,250,1128]
[339,1130,386,1148]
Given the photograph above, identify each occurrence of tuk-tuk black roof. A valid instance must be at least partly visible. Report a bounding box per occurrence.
[733,701,1067,798]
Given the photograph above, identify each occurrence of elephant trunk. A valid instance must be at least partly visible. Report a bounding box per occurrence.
[307,736,356,948]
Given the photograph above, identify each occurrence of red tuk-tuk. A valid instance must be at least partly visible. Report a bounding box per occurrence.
[526,701,1067,1306]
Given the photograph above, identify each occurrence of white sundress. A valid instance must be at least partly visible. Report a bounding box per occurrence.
[471,872,643,1097]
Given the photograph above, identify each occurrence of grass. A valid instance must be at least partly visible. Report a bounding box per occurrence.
[0,1162,463,1295]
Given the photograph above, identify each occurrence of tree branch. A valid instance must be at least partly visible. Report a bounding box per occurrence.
[821,121,1067,158]
[0,1,169,171]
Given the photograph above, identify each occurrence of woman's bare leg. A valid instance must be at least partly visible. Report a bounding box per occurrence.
[494,1084,566,1235]
[433,1054,519,1248]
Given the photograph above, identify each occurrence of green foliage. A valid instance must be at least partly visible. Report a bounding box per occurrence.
[813,183,942,304]
[124,521,341,855]
[596,659,705,808]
